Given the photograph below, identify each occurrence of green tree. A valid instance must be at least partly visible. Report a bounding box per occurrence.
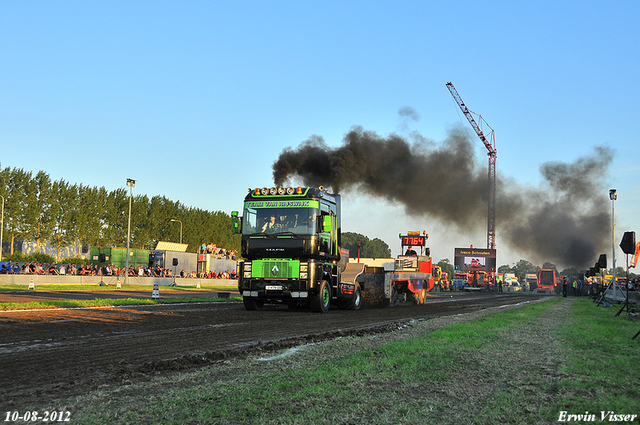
[194,208,238,253]
[559,267,579,280]
[512,259,538,282]
[4,168,34,255]
[0,167,8,256]
[0,165,240,256]
[102,188,128,247]
[341,232,366,258]
[148,195,182,247]
[498,264,514,274]
[367,237,391,258]
[436,258,454,280]
[341,232,391,258]
[132,194,153,249]
[72,185,106,253]
[49,179,76,261]
[30,171,54,252]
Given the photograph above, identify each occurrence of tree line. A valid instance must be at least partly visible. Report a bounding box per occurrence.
[0,166,240,260]
[341,232,392,258]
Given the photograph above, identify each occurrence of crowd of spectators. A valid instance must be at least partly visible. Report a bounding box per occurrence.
[178,269,237,279]
[0,262,88,275]
[606,277,640,291]
[0,261,238,280]
[0,242,240,279]
[200,243,237,260]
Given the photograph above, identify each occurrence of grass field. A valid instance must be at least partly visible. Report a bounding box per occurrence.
[0,283,237,292]
[30,297,640,424]
[0,284,240,310]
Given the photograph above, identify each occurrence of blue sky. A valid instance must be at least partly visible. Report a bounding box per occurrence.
[2,1,638,268]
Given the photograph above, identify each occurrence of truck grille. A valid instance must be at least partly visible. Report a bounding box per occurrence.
[251,259,300,279]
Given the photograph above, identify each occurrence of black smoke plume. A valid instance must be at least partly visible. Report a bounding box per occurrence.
[272,127,613,269]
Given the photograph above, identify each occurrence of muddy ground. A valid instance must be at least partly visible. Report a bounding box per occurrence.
[0,291,545,410]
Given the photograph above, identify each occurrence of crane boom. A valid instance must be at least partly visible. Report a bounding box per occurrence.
[446,82,497,250]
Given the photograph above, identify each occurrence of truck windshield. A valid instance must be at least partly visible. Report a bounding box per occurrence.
[243,207,319,235]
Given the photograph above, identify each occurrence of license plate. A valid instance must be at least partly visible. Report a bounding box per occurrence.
[265,285,283,291]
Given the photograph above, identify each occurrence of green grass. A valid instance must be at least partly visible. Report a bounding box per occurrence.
[0,283,237,291]
[36,298,640,424]
[546,300,640,416]
[0,296,242,310]
[0,283,240,310]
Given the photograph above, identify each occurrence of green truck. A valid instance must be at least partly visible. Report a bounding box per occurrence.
[232,186,363,313]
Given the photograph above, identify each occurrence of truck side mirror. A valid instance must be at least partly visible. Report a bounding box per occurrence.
[322,215,332,233]
[231,211,241,234]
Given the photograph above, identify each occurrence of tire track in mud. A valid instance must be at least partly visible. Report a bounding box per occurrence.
[0,293,546,409]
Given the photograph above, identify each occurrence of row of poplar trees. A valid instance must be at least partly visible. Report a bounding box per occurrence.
[0,166,240,260]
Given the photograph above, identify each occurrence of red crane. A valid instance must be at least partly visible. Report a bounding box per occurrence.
[446,82,496,250]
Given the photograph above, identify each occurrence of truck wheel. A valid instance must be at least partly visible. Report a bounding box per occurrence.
[390,285,398,306]
[350,283,362,310]
[338,283,362,310]
[243,297,263,311]
[310,280,330,313]
[414,288,426,304]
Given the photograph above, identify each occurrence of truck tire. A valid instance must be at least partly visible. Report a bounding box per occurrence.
[338,283,362,310]
[310,280,330,313]
[243,297,264,311]
[390,285,399,306]
[413,288,427,304]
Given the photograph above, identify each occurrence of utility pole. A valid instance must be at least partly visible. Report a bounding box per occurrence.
[125,179,136,284]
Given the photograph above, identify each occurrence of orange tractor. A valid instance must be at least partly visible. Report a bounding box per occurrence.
[385,231,434,304]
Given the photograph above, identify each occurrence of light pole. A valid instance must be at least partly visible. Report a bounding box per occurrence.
[125,179,136,284]
[0,194,4,263]
[170,219,183,244]
[609,189,617,299]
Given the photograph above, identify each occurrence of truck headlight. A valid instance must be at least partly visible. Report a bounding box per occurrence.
[300,272,308,279]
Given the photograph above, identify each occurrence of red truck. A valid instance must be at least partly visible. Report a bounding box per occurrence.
[536,269,557,294]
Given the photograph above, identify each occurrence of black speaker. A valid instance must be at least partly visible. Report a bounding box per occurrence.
[590,267,596,276]
[99,253,106,262]
[620,231,636,255]
[598,254,607,269]
[585,270,591,277]
[172,258,179,266]
[594,262,600,273]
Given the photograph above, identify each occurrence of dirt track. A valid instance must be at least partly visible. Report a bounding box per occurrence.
[0,291,545,409]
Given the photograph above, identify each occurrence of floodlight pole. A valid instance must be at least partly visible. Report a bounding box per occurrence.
[125,179,136,285]
[610,189,617,300]
[0,195,4,262]
[170,219,183,244]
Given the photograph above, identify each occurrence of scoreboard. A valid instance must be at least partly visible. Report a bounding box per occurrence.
[401,235,427,247]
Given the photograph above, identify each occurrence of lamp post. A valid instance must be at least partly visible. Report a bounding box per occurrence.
[609,189,617,299]
[125,179,136,284]
[0,194,4,263]
[170,219,183,244]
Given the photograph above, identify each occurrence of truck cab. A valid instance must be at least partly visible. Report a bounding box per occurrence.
[232,186,361,312]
